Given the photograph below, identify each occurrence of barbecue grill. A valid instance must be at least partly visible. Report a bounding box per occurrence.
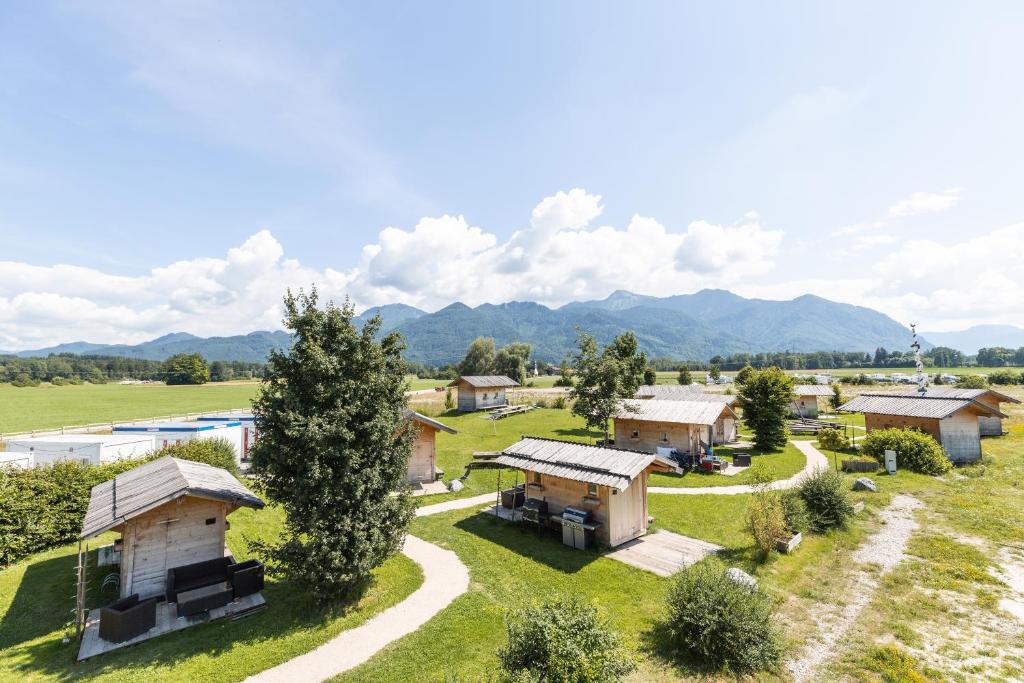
[560,506,597,550]
[521,498,549,525]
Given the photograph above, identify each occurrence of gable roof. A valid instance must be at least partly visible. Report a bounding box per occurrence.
[636,384,703,399]
[613,399,737,425]
[404,409,457,434]
[81,456,264,539]
[838,393,1007,420]
[912,387,1021,404]
[793,384,835,397]
[447,375,520,388]
[495,437,669,490]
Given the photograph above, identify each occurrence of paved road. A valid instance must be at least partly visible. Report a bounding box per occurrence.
[648,440,830,496]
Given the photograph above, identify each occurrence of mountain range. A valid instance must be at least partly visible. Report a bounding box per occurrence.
[6,289,930,365]
[919,324,1024,356]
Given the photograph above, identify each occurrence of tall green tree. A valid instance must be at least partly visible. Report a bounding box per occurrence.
[250,289,414,603]
[737,367,793,451]
[708,364,722,383]
[495,342,531,384]
[643,367,657,386]
[457,337,496,376]
[569,330,647,443]
[163,353,210,385]
[677,364,692,385]
[735,364,755,386]
[829,384,844,411]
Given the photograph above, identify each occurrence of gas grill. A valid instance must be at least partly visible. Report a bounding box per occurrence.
[560,506,598,550]
[561,506,593,526]
[521,498,549,526]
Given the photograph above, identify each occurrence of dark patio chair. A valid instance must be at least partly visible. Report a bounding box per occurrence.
[228,559,265,598]
[98,594,157,643]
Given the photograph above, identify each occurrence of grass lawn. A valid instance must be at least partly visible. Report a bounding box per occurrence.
[0,504,423,682]
[647,441,806,488]
[0,382,262,434]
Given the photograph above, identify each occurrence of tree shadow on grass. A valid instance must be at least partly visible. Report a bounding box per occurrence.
[552,427,602,440]
[0,552,78,651]
[454,511,599,575]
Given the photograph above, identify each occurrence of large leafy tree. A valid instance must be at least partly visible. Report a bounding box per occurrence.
[457,337,496,376]
[736,367,793,450]
[163,353,209,385]
[569,330,647,443]
[496,342,532,384]
[250,289,414,604]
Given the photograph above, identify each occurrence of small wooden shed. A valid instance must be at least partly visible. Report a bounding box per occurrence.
[613,399,739,455]
[634,387,739,443]
[495,437,673,548]
[447,375,520,412]
[404,409,457,485]
[790,384,835,418]
[912,387,1020,436]
[80,456,265,599]
[839,392,1007,463]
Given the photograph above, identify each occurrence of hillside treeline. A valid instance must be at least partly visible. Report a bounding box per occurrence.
[0,353,266,385]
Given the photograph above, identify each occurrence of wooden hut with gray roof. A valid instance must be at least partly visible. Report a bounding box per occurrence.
[80,456,265,600]
[495,437,673,548]
[907,387,1020,436]
[613,399,739,455]
[790,384,835,418]
[633,386,739,443]
[839,392,1007,462]
[403,409,457,485]
[447,375,520,412]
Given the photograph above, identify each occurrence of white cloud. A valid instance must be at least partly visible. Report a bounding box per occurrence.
[887,188,962,218]
[0,190,785,349]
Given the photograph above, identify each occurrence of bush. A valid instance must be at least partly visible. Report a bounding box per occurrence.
[746,492,787,555]
[552,395,567,410]
[860,428,952,475]
[987,370,1022,385]
[955,374,987,389]
[156,438,238,475]
[817,427,849,452]
[664,557,782,673]
[50,376,67,386]
[798,469,854,531]
[498,595,635,683]
[780,490,810,534]
[11,373,39,387]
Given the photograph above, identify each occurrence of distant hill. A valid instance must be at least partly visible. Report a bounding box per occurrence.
[921,324,1024,356]
[10,289,923,365]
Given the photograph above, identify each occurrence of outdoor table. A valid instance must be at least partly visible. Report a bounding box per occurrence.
[177,582,233,618]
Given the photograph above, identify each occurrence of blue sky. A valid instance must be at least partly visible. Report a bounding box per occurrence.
[1,2,1023,348]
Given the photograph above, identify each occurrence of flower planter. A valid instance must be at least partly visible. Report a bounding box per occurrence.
[776,532,802,554]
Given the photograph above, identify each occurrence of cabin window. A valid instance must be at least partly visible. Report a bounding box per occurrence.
[483,392,489,400]
[586,482,598,497]
[205,518,216,525]
[660,431,669,442]
[630,429,639,440]
[532,472,541,485]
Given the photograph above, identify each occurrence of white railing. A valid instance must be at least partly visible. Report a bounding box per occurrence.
[0,407,251,445]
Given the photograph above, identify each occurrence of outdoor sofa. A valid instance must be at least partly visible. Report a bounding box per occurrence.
[98,594,157,643]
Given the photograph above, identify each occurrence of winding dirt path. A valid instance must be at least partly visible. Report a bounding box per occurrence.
[649,440,830,495]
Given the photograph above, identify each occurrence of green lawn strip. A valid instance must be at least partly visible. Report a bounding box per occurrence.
[0,504,423,682]
[0,382,262,434]
[337,506,677,682]
[647,441,806,488]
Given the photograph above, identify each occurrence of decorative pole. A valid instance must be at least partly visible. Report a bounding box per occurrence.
[910,323,928,394]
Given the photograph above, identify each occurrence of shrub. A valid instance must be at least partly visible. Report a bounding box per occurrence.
[817,427,849,453]
[860,428,952,475]
[11,373,39,387]
[444,387,455,411]
[534,398,549,409]
[664,557,782,673]
[497,595,635,683]
[987,370,1021,385]
[746,493,787,554]
[156,438,238,475]
[50,376,67,386]
[780,490,810,534]
[798,469,854,531]
[955,374,987,389]
[552,395,567,410]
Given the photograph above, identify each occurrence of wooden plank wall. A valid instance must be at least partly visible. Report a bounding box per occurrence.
[938,412,982,462]
[407,425,436,484]
[613,418,702,454]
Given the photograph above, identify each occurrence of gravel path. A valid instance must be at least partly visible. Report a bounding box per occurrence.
[648,440,830,496]
[247,497,477,682]
[786,494,923,682]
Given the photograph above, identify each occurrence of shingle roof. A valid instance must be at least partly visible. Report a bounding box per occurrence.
[838,393,1007,419]
[613,399,736,425]
[447,375,520,388]
[636,384,703,399]
[404,409,457,434]
[912,387,1021,404]
[81,456,264,539]
[495,437,667,490]
[793,384,835,397]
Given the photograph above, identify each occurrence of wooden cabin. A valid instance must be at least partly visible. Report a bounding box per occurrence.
[613,399,739,455]
[910,387,1020,436]
[634,387,739,443]
[839,393,1007,463]
[495,437,673,548]
[790,384,835,418]
[447,375,520,412]
[80,456,264,599]
[404,410,457,485]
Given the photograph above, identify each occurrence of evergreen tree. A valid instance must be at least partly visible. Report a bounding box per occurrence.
[643,367,657,386]
[708,364,721,383]
[737,367,793,451]
[570,329,647,443]
[250,289,414,604]
[457,337,497,376]
[677,364,692,385]
[829,384,844,411]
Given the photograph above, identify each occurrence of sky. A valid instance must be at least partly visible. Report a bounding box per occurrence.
[1,1,1023,350]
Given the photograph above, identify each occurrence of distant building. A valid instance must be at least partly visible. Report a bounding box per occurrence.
[447,375,520,412]
[790,384,835,418]
[839,392,1006,462]
[113,421,243,465]
[903,388,1020,436]
[404,410,457,485]
[197,414,256,459]
[634,386,738,443]
[4,434,154,468]
[613,399,739,455]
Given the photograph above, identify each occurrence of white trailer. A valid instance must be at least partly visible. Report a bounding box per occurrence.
[0,451,35,468]
[113,421,243,465]
[4,434,156,467]
[197,413,256,459]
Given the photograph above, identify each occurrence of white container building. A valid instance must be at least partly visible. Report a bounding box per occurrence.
[113,421,243,465]
[4,434,156,467]
[197,413,256,459]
